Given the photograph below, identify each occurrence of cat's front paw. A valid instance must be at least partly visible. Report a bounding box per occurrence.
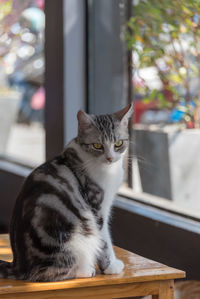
[76,267,96,278]
[104,259,124,275]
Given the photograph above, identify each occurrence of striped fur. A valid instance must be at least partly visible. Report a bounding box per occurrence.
[0,105,133,282]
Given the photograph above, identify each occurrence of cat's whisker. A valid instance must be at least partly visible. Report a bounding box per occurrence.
[127,159,156,170]
[127,154,152,165]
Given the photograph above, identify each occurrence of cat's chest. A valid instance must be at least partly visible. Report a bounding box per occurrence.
[87,160,124,198]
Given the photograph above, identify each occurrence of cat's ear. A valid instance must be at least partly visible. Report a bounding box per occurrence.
[114,103,133,127]
[77,110,92,131]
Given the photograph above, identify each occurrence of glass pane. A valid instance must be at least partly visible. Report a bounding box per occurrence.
[87,0,132,185]
[125,0,200,218]
[0,0,45,167]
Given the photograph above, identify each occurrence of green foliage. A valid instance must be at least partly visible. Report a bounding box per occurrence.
[126,0,200,109]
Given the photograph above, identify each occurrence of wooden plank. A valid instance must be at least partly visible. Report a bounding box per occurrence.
[0,281,160,299]
[152,281,174,299]
[0,235,9,247]
[158,280,174,299]
[0,249,11,255]
[0,235,12,263]
[0,234,185,296]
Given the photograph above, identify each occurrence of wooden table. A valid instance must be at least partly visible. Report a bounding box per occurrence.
[0,234,185,299]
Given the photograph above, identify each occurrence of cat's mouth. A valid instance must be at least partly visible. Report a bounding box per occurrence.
[104,159,118,165]
[106,161,113,165]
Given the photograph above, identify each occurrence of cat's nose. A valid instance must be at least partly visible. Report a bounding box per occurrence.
[106,157,113,163]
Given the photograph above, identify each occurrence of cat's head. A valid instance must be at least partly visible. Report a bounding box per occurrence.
[77,104,133,164]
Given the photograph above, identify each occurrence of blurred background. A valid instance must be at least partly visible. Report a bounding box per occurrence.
[0,0,200,289]
[0,0,45,166]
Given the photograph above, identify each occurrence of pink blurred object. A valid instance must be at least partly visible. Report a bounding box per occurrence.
[35,0,45,10]
[31,87,45,110]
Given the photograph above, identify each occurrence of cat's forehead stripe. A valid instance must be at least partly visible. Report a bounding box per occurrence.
[93,115,116,141]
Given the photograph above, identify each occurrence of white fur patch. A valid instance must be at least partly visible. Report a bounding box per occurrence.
[68,225,102,277]
[104,259,124,274]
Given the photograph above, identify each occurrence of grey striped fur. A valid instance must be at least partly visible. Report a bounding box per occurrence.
[0,105,133,282]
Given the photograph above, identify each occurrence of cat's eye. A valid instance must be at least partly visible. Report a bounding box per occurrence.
[93,143,103,150]
[115,140,123,147]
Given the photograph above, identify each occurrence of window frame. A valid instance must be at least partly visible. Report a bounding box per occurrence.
[45,0,65,161]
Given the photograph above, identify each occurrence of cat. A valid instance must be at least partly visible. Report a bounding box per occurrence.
[0,104,133,282]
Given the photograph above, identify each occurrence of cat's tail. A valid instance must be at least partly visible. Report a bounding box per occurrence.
[0,260,15,279]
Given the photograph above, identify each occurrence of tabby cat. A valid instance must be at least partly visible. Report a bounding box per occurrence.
[0,104,133,282]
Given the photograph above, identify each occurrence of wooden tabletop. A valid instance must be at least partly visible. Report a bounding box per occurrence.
[0,234,185,296]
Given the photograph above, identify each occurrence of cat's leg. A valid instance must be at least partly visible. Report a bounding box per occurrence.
[75,257,96,278]
[98,224,124,275]
[76,266,96,278]
[75,240,97,278]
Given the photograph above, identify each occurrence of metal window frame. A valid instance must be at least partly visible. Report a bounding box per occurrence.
[45,0,64,160]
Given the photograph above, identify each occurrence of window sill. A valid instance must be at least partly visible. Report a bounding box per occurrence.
[0,159,31,178]
[115,193,200,235]
[118,186,200,223]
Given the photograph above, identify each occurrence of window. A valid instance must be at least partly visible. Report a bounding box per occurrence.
[118,0,200,221]
[0,0,45,167]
